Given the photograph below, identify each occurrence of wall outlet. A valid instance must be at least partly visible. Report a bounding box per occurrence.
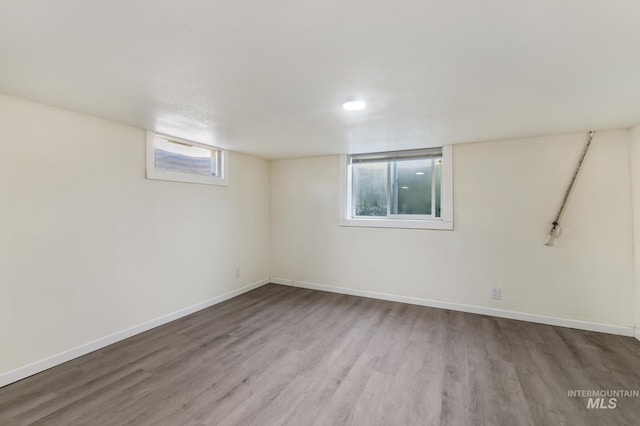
[491,287,501,300]
[235,268,240,278]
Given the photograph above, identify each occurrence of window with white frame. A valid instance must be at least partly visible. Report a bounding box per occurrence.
[145,131,228,186]
[340,146,453,230]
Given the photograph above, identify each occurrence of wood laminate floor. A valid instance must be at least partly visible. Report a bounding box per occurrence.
[1,284,640,425]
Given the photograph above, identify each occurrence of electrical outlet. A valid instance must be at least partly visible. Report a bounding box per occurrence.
[491,287,501,300]
[235,268,240,278]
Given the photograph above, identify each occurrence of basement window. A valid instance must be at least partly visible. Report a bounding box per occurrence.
[145,131,228,186]
[340,146,453,230]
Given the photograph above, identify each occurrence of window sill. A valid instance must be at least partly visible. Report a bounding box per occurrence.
[146,169,228,186]
[339,217,453,230]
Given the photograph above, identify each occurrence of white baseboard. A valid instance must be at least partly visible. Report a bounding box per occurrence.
[269,277,293,286]
[0,278,270,388]
[635,328,640,342]
[286,279,635,337]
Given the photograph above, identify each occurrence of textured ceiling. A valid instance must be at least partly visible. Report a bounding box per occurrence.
[1,1,639,158]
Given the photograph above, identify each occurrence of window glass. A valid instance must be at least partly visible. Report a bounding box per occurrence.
[351,149,442,219]
[391,158,432,215]
[342,146,451,230]
[353,161,387,216]
[154,138,218,176]
[146,131,228,186]
[435,158,442,217]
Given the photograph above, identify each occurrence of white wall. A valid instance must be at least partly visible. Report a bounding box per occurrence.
[270,130,635,329]
[0,94,270,375]
[630,125,640,333]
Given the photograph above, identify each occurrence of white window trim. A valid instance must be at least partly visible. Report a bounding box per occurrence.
[339,145,453,230]
[145,130,228,186]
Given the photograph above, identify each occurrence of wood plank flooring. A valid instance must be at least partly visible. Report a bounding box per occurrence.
[1,283,640,425]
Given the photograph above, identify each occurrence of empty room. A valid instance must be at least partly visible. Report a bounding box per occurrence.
[2,1,640,425]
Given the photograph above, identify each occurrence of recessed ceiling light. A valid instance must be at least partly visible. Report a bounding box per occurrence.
[401,186,409,189]
[416,172,425,175]
[342,100,366,111]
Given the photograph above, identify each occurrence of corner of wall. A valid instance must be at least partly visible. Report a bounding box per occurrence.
[267,158,275,281]
[629,125,640,333]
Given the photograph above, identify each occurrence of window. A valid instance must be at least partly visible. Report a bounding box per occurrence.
[340,146,453,230]
[146,131,228,186]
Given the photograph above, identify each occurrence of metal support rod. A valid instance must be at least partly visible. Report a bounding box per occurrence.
[545,131,595,246]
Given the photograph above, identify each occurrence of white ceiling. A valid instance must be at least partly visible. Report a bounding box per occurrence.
[1,1,639,159]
